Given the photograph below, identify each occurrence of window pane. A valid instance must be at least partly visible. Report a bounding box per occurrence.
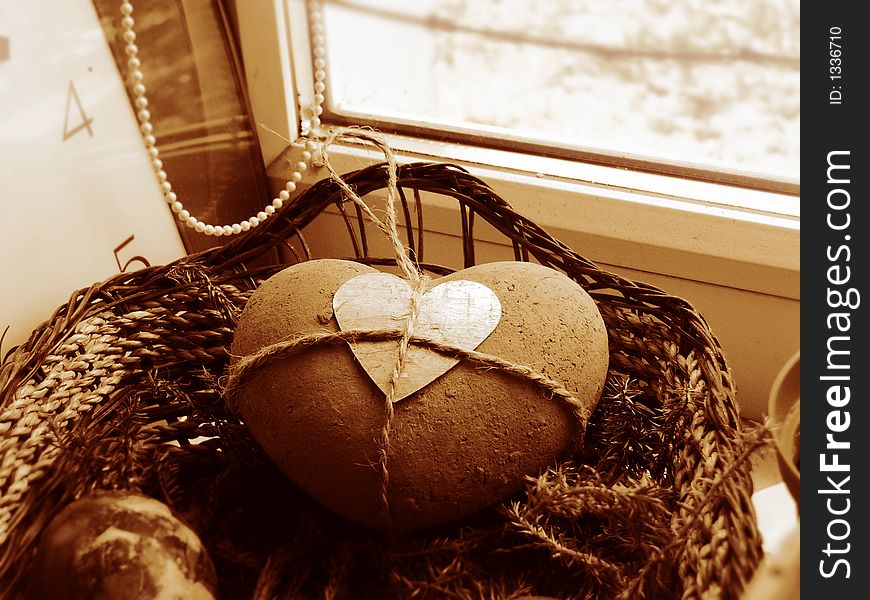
[318,0,799,185]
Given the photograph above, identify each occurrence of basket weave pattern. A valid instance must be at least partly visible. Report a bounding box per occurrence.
[0,163,762,598]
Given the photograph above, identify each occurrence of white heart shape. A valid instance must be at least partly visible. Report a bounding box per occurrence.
[332,272,502,402]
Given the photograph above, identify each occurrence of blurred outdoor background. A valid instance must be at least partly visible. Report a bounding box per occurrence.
[323,0,800,182]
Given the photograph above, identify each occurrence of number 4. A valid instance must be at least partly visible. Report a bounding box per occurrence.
[63,80,94,141]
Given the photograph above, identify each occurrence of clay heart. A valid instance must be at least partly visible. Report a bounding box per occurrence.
[332,272,502,402]
[230,258,609,531]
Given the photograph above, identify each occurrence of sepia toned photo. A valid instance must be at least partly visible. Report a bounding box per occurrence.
[1,1,809,598]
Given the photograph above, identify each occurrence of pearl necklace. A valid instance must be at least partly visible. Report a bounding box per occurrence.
[119,0,327,236]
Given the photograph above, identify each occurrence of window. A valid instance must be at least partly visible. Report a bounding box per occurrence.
[308,0,799,196]
[233,0,800,421]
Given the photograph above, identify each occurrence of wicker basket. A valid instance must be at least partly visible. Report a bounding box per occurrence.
[0,162,762,599]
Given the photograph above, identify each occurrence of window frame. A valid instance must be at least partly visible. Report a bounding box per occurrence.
[236,0,799,295]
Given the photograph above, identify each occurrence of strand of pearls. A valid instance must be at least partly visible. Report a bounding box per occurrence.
[308,1,326,132]
[119,0,326,236]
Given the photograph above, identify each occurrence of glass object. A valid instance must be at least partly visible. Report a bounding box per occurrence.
[317,0,800,192]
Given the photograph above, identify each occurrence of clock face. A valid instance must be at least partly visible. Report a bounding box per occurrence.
[0,0,186,351]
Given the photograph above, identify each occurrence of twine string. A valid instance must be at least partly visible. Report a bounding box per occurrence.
[224,329,589,450]
[319,127,430,527]
[319,128,421,284]
[376,274,430,525]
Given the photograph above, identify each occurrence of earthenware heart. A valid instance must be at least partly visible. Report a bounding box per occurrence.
[229,258,609,531]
